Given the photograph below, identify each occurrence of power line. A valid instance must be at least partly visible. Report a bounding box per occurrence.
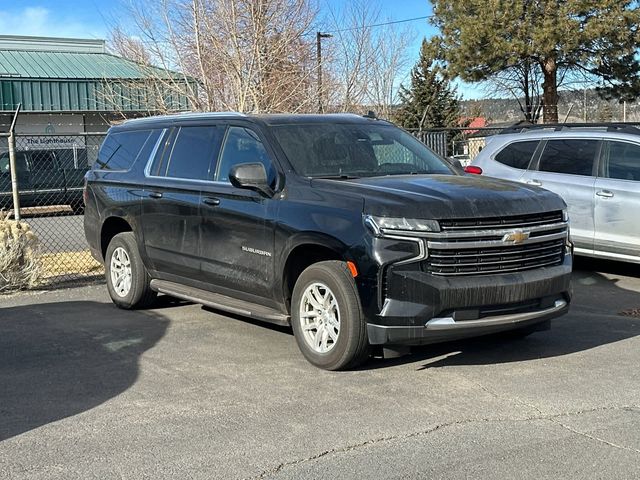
[310,15,433,36]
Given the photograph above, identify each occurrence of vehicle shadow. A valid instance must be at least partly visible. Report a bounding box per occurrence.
[361,265,640,371]
[0,301,169,441]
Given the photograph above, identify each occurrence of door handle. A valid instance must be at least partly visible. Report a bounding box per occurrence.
[148,191,163,199]
[596,190,614,198]
[526,179,542,187]
[202,196,220,206]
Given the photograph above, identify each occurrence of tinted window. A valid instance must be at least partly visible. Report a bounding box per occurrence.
[272,124,450,177]
[163,126,224,180]
[216,127,275,184]
[57,148,89,170]
[0,152,28,173]
[538,139,598,176]
[97,129,154,170]
[30,151,57,171]
[494,141,538,169]
[604,141,640,181]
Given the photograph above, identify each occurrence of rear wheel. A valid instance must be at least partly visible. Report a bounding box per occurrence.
[105,232,156,309]
[291,261,369,370]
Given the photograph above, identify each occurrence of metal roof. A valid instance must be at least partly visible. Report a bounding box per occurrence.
[0,50,170,80]
[0,36,191,112]
[0,35,105,54]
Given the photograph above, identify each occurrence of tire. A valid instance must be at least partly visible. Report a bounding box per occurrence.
[291,261,369,370]
[105,232,157,309]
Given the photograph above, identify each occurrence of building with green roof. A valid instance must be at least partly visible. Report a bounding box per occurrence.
[0,35,193,134]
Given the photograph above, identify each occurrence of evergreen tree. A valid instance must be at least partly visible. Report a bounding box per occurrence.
[395,39,461,130]
[429,0,640,123]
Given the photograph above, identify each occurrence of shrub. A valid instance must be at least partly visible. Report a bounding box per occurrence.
[0,211,42,291]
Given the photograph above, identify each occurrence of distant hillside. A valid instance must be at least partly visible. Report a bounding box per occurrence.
[461,89,639,124]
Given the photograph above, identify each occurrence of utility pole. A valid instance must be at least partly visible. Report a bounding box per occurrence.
[8,103,21,220]
[316,32,332,113]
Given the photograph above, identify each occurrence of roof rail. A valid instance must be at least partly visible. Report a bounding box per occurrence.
[498,122,640,136]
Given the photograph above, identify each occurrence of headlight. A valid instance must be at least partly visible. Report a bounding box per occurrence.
[562,209,569,222]
[364,214,440,237]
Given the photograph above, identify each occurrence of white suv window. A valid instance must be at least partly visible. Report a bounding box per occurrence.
[604,141,640,181]
[494,140,539,170]
[538,139,598,176]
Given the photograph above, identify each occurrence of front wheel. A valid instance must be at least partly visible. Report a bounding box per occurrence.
[291,261,369,370]
[105,232,157,309]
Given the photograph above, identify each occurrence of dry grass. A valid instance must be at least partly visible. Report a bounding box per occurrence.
[40,251,103,279]
[0,212,42,291]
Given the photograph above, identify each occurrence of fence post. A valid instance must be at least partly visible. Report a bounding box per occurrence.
[8,104,21,220]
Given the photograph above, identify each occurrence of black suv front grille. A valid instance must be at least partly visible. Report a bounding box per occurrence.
[422,212,568,277]
[424,239,565,276]
[438,210,564,231]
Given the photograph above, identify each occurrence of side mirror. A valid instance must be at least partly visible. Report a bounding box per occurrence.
[229,162,274,197]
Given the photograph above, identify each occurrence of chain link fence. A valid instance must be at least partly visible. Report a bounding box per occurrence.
[409,127,504,165]
[1,131,105,289]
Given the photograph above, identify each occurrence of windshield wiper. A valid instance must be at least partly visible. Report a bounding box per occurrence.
[312,174,360,180]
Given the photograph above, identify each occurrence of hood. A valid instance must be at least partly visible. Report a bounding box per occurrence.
[311,174,566,220]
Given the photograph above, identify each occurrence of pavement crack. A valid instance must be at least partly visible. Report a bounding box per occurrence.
[245,404,640,479]
[545,415,640,455]
[244,417,496,480]
[464,375,640,456]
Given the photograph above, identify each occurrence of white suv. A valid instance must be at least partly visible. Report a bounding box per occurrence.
[471,124,640,264]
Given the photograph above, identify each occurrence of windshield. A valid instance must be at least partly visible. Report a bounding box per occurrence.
[272,123,453,178]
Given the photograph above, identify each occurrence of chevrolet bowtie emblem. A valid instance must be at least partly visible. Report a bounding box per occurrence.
[502,229,530,244]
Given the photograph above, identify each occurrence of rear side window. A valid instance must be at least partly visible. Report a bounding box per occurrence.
[538,139,598,176]
[97,129,155,171]
[163,126,225,180]
[494,141,538,170]
[603,141,640,181]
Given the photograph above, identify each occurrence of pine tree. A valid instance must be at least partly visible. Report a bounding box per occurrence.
[395,39,460,130]
[430,0,640,123]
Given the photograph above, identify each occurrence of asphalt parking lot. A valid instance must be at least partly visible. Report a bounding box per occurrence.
[1,258,639,479]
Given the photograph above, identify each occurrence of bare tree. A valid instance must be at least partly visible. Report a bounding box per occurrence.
[324,0,413,117]
[368,23,412,119]
[484,60,544,124]
[107,0,318,114]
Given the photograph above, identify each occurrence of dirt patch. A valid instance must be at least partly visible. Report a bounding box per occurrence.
[40,251,103,279]
[619,308,640,318]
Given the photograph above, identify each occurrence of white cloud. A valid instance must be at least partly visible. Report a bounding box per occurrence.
[0,5,106,39]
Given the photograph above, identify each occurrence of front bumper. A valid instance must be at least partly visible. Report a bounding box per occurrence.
[368,298,567,346]
[366,255,572,346]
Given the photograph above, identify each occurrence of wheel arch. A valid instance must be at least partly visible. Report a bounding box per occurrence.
[100,216,133,259]
[280,234,352,313]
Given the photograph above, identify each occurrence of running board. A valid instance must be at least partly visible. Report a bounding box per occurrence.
[150,279,290,326]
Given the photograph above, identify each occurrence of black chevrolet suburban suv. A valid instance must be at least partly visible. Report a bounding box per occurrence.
[84,113,572,370]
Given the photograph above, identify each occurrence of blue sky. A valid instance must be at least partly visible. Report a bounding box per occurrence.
[0,0,483,99]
